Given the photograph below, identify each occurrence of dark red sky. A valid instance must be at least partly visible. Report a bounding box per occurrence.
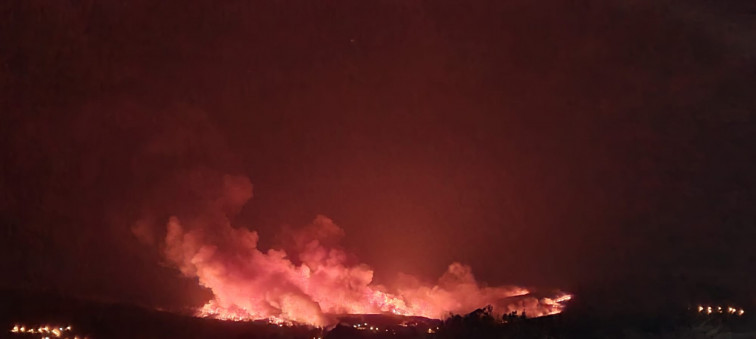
[1,0,756,310]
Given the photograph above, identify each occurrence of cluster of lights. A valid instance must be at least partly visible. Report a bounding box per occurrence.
[696,305,745,316]
[10,324,83,339]
[352,322,399,334]
[352,322,383,332]
[350,322,438,335]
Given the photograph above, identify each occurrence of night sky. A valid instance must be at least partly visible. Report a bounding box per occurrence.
[2,0,756,312]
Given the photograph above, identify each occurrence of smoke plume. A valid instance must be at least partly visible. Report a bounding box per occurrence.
[135,170,569,326]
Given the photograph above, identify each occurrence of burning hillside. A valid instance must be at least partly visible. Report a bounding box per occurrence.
[133,173,570,327]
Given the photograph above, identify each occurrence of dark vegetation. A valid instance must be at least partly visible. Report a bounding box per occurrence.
[1,289,321,339]
[3,289,756,338]
[327,305,756,339]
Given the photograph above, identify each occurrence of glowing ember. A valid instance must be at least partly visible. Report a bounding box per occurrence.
[143,175,571,326]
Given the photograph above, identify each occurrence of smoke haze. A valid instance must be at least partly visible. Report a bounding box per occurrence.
[1,0,756,316]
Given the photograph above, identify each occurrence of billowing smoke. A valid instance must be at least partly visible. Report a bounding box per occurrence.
[134,171,569,326]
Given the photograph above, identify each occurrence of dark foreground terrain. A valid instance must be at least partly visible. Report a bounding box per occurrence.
[2,289,756,338]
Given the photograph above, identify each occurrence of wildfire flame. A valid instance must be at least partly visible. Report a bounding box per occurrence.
[168,214,570,326]
[140,174,571,326]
